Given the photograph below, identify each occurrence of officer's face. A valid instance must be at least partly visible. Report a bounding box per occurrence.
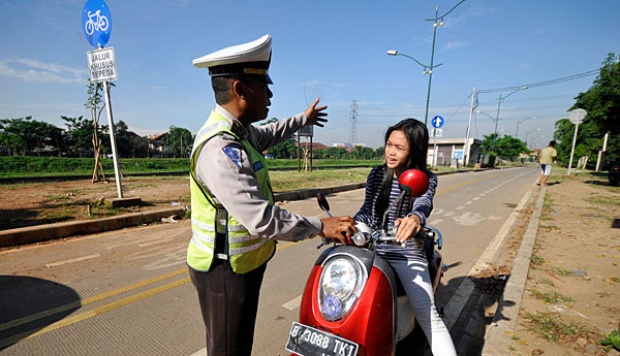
[243,77,273,122]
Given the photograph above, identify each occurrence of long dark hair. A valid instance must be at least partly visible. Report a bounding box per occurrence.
[374,118,429,223]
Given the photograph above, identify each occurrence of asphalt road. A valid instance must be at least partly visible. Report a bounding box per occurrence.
[0,167,539,355]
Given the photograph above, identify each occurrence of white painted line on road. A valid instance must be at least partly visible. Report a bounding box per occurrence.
[138,238,173,247]
[443,186,533,330]
[189,348,206,356]
[283,295,302,311]
[45,253,101,267]
[428,218,443,225]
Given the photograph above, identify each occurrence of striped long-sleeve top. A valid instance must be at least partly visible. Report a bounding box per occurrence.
[354,165,437,262]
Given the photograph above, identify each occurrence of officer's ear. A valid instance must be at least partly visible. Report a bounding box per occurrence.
[232,79,249,99]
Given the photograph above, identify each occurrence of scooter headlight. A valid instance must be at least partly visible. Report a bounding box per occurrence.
[318,255,367,321]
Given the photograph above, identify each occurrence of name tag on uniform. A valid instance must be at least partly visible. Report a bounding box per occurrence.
[253,161,264,171]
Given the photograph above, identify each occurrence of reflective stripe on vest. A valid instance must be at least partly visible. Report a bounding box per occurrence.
[186,110,276,274]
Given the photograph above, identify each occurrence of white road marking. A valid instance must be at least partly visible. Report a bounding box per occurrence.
[138,238,174,247]
[282,295,302,311]
[45,253,101,268]
[444,186,534,330]
[189,348,206,356]
[427,218,443,225]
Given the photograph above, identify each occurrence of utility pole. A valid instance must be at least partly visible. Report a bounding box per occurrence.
[350,100,358,144]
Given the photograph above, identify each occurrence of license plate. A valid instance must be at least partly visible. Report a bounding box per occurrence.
[285,322,358,356]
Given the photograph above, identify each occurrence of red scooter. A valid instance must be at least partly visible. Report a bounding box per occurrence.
[285,169,445,356]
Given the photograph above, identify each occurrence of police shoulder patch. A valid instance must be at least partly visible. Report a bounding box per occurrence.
[222,144,243,168]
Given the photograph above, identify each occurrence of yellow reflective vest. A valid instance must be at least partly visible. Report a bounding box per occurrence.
[186,111,276,274]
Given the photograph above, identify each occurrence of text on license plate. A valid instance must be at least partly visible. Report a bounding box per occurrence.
[285,322,358,356]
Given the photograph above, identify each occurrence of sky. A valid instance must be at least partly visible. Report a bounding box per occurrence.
[1,0,619,150]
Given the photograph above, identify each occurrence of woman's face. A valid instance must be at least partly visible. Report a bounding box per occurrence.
[384,130,410,174]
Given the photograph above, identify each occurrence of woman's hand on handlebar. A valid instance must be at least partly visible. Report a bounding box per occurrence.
[394,214,423,243]
[319,216,357,244]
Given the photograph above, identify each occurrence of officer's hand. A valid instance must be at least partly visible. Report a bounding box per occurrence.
[394,214,423,243]
[305,98,328,127]
[319,216,356,243]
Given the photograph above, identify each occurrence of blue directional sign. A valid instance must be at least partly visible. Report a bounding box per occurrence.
[431,115,444,129]
[82,0,112,48]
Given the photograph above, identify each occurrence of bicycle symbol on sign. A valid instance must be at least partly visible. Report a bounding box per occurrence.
[84,10,109,35]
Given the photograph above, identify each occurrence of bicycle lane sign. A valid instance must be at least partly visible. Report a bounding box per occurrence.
[82,0,112,48]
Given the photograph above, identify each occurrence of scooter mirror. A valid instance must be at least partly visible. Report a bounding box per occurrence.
[398,169,430,197]
[316,193,332,217]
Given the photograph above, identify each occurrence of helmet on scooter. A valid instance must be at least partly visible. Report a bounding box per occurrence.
[398,169,430,197]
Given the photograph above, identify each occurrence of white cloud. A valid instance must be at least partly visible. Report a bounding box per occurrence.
[443,41,472,51]
[0,58,87,84]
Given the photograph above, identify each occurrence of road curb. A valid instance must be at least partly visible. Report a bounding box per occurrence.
[0,208,186,248]
[481,186,546,355]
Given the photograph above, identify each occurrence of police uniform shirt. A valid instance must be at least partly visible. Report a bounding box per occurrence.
[195,105,322,241]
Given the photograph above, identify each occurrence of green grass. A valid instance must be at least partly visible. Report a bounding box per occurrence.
[530,290,574,304]
[522,312,590,342]
[270,168,371,191]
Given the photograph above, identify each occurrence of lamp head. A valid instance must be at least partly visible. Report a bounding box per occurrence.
[386,50,398,56]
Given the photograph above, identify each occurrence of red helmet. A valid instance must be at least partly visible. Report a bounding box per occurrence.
[398,169,430,197]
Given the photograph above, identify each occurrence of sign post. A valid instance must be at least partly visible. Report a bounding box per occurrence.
[82,0,123,198]
[297,126,314,172]
[431,115,444,168]
[567,108,586,176]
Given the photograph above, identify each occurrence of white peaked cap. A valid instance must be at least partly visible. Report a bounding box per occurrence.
[192,34,272,83]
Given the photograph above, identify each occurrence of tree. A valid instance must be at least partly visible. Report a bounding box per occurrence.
[0,116,63,156]
[558,53,620,167]
[85,80,115,183]
[324,147,348,159]
[350,146,375,160]
[495,135,529,162]
[164,126,193,158]
[62,116,94,157]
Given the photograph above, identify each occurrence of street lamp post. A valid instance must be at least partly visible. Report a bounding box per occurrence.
[525,128,541,148]
[516,116,536,138]
[492,86,528,152]
[387,0,465,126]
[385,51,442,127]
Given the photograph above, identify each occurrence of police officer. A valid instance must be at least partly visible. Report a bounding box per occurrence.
[187,34,357,356]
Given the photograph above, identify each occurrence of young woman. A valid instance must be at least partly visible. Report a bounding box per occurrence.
[354,118,457,356]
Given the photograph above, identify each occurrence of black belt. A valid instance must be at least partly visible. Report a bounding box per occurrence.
[214,232,228,260]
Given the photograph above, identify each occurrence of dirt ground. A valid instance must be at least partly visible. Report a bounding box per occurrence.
[0,170,619,355]
[506,172,620,355]
[0,176,192,231]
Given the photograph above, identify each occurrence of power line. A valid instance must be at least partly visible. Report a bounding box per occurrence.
[478,68,599,94]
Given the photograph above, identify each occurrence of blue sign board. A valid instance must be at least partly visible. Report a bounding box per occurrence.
[82,0,112,48]
[431,115,444,129]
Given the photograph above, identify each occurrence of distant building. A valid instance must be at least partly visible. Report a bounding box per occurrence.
[427,138,483,167]
[147,132,169,157]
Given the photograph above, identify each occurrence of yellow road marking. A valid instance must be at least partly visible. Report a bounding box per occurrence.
[0,268,187,332]
[0,277,189,348]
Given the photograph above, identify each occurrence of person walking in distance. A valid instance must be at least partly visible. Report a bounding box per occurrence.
[537,140,557,187]
[187,34,356,356]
